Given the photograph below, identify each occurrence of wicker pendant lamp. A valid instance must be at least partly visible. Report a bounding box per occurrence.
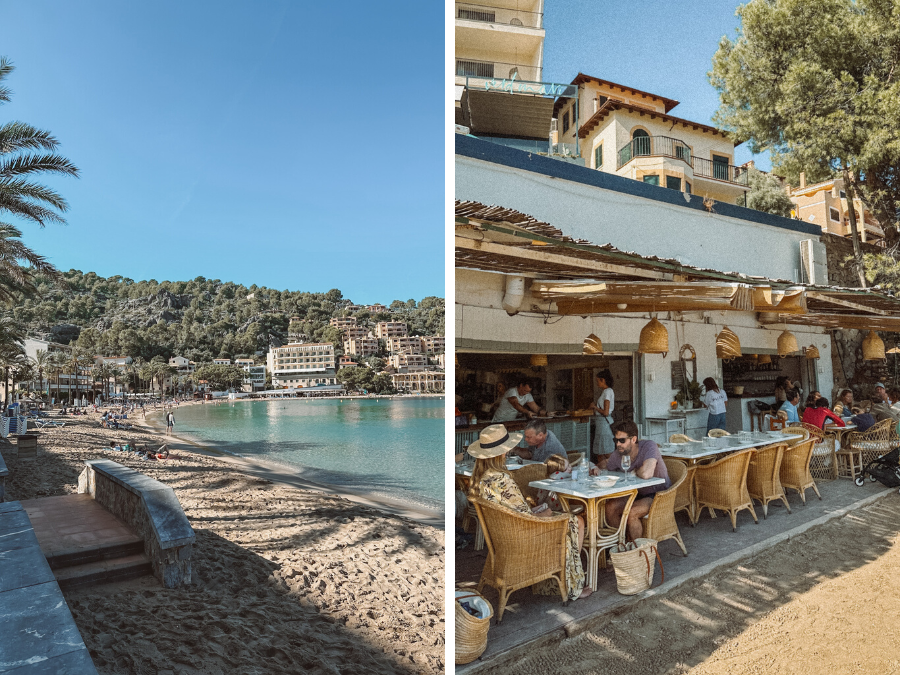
[715,326,742,360]
[529,354,548,367]
[582,333,604,355]
[758,354,772,365]
[862,330,885,360]
[638,317,668,357]
[777,329,799,357]
[805,345,820,359]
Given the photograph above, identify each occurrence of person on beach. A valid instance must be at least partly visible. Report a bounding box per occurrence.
[508,419,567,462]
[702,377,728,434]
[590,370,615,461]
[592,421,671,542]
[468,424,591,600]
[165,411,175,435]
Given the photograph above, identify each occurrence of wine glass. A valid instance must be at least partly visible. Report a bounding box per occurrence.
[620,453,631,481]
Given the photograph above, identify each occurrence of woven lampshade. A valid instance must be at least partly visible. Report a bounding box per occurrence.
[758,354,772,365]
[582,333,604,355]
[805,345,820,359]
[529,354,548,367]
[862,330,885,360]
[777,330,799,357]
[638,318,669,357]
[715,326,742,360]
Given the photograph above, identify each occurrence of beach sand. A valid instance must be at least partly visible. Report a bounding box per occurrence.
[479,494,900,675]
[1,412,444,674]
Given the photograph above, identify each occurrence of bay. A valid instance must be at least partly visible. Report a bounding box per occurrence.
[167,397,445,512]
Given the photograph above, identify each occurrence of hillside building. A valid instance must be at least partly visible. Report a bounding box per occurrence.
[375,321,408,339]
[788,174,885,246]
[267,343,337,388]
[385,336,422,354]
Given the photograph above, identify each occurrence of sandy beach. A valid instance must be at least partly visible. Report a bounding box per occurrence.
[478,493,900,675]
[1,411,444,674]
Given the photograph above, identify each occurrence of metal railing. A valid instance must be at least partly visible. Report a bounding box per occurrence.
[455,59,542,82]
[617,135,692,169]
[455,2,543,28]
[617,135,749,186]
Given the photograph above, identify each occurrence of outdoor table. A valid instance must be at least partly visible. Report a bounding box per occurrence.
[528,474,664,592]
[825,422,856,449]
[454,458,543,478]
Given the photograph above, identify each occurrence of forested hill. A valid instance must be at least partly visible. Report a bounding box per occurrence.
[10,270,445,363]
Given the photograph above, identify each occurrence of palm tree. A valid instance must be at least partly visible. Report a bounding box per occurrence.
[68,348,93,404]
[47,350,66,403]
[30,348,50,400]
[0,57,77,299]
[110,366,123,400]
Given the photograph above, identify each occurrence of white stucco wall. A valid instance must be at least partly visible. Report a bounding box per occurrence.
[457,153,816,281]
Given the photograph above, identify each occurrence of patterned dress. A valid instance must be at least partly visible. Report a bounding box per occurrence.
[478,468,585,600]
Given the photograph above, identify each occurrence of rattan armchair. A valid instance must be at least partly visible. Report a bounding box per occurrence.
[511,463,550,507]
[694,448,758,531]
[642,460,688,555]
[844,418,897,476]
[746,442,790,518]
[470,496,569,623]
[664,457,695,525]
[780,439,821,504]
[799,423,838,481]
[781,426,810,445]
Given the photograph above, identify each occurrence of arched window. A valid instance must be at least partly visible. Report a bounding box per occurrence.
[632,128,650,156]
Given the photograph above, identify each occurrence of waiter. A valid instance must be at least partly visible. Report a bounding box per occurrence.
[492,379,545,422]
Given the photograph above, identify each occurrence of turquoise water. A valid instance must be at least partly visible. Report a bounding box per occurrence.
[168,397,444,511]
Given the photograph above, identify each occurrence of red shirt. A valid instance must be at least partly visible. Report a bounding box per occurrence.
[801,406,845,429]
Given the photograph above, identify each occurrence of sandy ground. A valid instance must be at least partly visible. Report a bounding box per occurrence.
[479,493,900,675]
[1,412,444,675]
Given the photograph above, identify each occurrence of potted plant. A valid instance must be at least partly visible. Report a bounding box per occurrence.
[675,379,705,409]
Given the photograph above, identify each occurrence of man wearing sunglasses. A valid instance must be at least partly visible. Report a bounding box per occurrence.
[591,420,670,541]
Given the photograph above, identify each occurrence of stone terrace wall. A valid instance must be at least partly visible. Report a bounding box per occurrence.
[821,233,882,288]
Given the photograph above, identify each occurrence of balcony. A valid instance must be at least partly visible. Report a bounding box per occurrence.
[455,59,541,82]
[455,2,542,29]
[617,135,749,186]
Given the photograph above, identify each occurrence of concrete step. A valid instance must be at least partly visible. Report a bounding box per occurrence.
[45,536,144,570]
[54,553,152,590]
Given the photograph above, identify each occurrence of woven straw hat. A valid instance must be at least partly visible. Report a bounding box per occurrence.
[467,424,524,459]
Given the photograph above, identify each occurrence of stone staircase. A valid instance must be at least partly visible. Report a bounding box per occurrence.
[21,494,152,590]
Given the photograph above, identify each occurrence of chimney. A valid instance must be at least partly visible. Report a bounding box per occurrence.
[593,97,599,113]
[799,171,806,189]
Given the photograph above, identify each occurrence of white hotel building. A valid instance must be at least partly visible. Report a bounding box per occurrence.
[267,343,337,387]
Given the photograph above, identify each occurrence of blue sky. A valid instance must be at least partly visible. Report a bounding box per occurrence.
[1,1,443,304]
[543,0,770,170]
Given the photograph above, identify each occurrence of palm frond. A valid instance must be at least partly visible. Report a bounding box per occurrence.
[0,180,70,215]
[0,57,13,104]
[0,122,60,153]
[0,192,66,227]
[0,153,79,178]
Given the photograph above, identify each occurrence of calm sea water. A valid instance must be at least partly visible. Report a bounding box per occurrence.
[168,397,444,511]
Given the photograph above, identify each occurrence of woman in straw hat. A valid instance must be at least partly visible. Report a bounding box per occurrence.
[468,424,591,600]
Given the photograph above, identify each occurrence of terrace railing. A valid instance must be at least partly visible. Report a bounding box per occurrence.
[455,59,542,82]
[693,155,750,185]
[617,135,749,186]
[455,2,543,29]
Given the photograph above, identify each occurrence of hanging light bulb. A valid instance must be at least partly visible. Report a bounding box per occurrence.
[582,333,604,355]
[715,326,742,360]
[638,317,668,357]
[777,329,799,357]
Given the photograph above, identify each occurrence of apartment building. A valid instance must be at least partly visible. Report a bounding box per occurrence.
[329,316,358,330]
[366,304,388,313]
[551,73,749,204]
[244,365,267,391]
[385,336,422,354]
[390,369,445,393]
[788,174,885,246]
[168,356,195,374]
[94,356,132,368]
[375,321,408,339]
[338,356,357,369]
[389,353,427,370]
[267,343,337,387]
[213,358,231,366]
[420,336,446,353]
[343,326,369,341]
[343,336,379,357]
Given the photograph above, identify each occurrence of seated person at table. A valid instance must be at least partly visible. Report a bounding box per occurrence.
[850,406,876,432]
[801,397,845,429]
[591,421,671,542]
[833,389,854,417]
[870,383,900,423]
[509,419,566,462]
[491,380,546,423]
[779,389,801,424]
[468,424,590,600]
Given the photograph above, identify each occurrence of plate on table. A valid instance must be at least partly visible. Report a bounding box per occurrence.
[550,411,569,418]
[594,475,619,488]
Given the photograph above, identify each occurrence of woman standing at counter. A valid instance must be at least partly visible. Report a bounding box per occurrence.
[703,377,728,434]
[774,376,790,406]
[589,370,615,460]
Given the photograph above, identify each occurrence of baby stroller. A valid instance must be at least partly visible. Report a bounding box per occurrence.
[855,446,900,493]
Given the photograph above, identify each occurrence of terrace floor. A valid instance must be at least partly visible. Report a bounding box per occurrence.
[455,478,894,672]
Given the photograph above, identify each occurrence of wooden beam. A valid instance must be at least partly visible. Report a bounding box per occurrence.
[454,236,672,280]
[758,313,900,331]
[806,291,891,316]
[556,298,739,315]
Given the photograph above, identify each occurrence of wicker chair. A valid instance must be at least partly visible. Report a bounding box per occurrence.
[470,496,569,623]
[798,423,838,481]
[767,414,787,431]
[781,426,810,445]
[511,463,549,507]
[746,442,790,518]
[708,429,730,438]
[642,460,688,555]
[665,457,695,525]
[694,448,758,531]
[846,418,897,474]
[780,439,821,504]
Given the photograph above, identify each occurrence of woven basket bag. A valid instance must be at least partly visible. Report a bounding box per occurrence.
[455,589,493,664]
[610,538,664,595]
